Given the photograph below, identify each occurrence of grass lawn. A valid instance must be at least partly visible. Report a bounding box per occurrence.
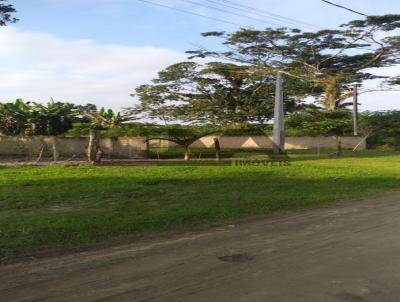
[1,151,400,261]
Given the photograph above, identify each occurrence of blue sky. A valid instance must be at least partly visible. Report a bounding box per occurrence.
[1,0,400,111]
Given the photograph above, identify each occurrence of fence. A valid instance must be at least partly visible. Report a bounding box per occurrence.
[0,136,148,159]
[152,136,366,150]
[0,135,366,159]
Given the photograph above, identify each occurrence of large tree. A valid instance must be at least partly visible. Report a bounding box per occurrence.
[0,0,17,26]
[130,61,315,125]
[188,15,400,111]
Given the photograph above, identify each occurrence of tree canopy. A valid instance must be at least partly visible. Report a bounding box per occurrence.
[188,14,400,111]
[286,108,353,137]
[130,61,317,125]
[0,0,17,26]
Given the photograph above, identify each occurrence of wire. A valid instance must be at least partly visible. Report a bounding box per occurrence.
[178,0,283,27]
[136,0,246,27]
[321,0,368,17]
[203,0,321,30]
[215,0,324,30]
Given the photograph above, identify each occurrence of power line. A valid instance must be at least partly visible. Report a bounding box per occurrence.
[321,0,368,17]
[136,0,245,27]
[138,0,325,32]
[203,0,321,30]
[178,0,283,27]
[215,0,324,30]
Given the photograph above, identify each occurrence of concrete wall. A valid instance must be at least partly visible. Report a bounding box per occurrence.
[0,136,148,159]
[154,136,366,150]
[0,135,366,159]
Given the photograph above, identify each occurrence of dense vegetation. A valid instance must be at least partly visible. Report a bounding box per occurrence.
[3,99,400,149]
[130,61,312,125]
[360,111,400,149]
[0,100,125,136]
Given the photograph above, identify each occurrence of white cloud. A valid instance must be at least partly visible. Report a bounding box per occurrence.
[0,27,185,110]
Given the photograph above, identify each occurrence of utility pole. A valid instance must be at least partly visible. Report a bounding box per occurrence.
[353,84,359,136]
[273,72,285,154]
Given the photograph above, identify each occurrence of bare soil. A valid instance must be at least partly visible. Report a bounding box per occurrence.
[2,194,400,301]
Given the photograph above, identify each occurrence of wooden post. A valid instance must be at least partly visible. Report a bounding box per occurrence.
[145,136,150,159]
[52,139,58,162]
[87,129,95,162]
[35,144,45,163]
[214,137,221,161]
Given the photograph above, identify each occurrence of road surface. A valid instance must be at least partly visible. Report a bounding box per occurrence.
[2,194,400,302]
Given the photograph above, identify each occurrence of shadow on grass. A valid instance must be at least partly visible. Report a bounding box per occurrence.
[151,148,400,163]
[286,150,400,162]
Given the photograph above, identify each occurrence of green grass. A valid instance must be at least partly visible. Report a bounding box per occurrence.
[1,151,400,261]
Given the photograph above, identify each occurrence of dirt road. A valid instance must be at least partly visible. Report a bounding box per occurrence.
[2,194,400,302]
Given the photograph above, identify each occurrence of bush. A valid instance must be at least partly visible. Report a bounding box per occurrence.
[285,110,353,137]
[64,123,154,137]
[360,111,400,149]
[64,123,91,137]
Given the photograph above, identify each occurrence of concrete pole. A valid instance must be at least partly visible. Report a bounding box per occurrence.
[273,72,285,154]
[353,84,359,136]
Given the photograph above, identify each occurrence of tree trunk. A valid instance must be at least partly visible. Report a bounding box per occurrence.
[95,148,104,163]
[336,135,342,156]
[87,129,102,163]
[145,136,150,159]
[214,137,221,161]
[323,76,342,111]
[184,146,190,161]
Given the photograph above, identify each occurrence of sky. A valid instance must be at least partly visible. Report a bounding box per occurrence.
[0,0,399,111]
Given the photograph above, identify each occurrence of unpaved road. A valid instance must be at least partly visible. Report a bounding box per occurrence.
[2,194,400,302]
